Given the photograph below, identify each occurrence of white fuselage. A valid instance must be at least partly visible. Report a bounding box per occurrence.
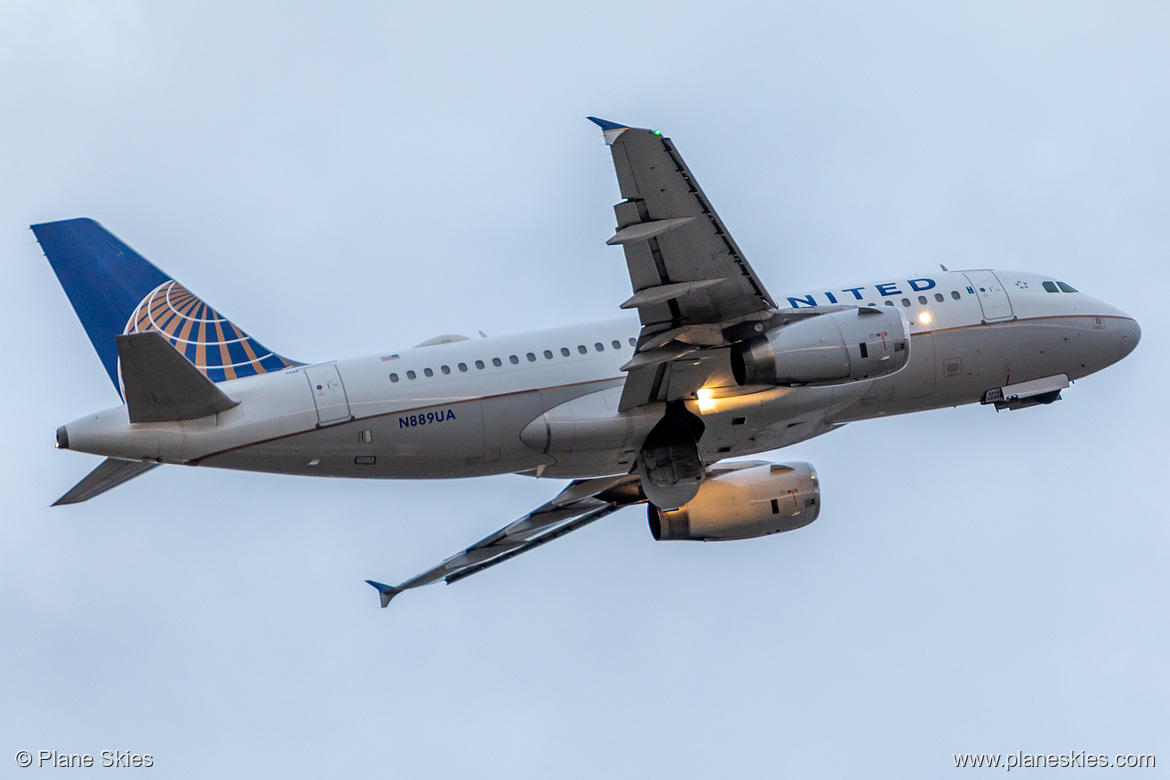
[60,269,1140,481]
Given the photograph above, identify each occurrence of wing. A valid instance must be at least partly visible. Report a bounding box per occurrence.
[588,118,779,410]
[366,475,644,607]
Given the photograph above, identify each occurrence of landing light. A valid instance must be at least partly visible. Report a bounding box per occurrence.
[696,388,717,412]
[920,311,932,324]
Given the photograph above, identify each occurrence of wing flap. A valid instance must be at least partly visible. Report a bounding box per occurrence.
[444,507,616,585]
[618,364,666,412]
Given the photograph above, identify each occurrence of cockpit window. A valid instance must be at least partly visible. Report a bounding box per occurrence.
[1042,281,1060,293]
[1057,282,1078,293]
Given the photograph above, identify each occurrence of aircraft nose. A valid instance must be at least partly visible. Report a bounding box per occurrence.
[1118,316,1141,360]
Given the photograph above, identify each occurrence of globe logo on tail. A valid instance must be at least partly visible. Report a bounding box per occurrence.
[123,280,298,382]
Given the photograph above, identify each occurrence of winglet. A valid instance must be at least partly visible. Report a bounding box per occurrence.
[587,117,633,145]
[586,116,628,132]
[365,580,401,608]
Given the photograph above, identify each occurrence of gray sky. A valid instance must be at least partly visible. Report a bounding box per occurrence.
[3,1,1167,776]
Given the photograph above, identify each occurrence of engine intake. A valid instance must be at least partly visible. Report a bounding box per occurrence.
[648,461,820,541]
[731,307,910,387]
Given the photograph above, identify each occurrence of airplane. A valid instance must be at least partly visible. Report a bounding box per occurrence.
[35,117,1141,607]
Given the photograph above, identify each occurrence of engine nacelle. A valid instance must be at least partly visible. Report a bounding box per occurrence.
[731,307,910,387]
[648,461,820,541]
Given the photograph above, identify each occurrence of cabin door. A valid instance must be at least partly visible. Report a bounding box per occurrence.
[963,270,1014,322]
[305,364,351,426]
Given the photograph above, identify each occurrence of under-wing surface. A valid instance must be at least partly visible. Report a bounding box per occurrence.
[35,118,1141,607]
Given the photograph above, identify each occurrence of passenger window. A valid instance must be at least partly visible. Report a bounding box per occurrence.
[492,357,502,367]
[441,365,451,375]
[1042,281,1059,293]
[884,301,894,306]
[406,370,417,380]
[543,350,553,360]
[526,352,536,362]
[423,367,433,377]
[1057,282,1078,293]
[458,362,468,372]
[918,295,927,305]
[509,355,519,364]
[901,298,911,307]
[934,293,944,302]
[611,340,621,350]
[474,360,485,370]
[560,347,570,357]
[389,373,399,382]
[950,290,961,300]
[594,342,604,352]
[575,345,585,354]
[628,337,637,347]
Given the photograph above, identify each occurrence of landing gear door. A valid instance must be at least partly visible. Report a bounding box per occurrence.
[305,364,352,426]
[963,270,1015,323]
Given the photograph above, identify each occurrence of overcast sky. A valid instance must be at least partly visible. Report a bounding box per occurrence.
[2,1,1167,777]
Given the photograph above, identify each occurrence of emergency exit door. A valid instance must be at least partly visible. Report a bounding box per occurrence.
[305,364,351,426]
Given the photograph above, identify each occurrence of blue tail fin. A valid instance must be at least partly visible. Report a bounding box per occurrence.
[33,218,300,393]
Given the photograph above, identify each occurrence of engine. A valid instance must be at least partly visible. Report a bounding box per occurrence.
[731,307,910,387]
[648,461,820,541]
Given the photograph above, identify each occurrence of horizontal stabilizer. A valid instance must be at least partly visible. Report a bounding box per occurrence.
[117,332,240,423]
[53,457,159,506]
